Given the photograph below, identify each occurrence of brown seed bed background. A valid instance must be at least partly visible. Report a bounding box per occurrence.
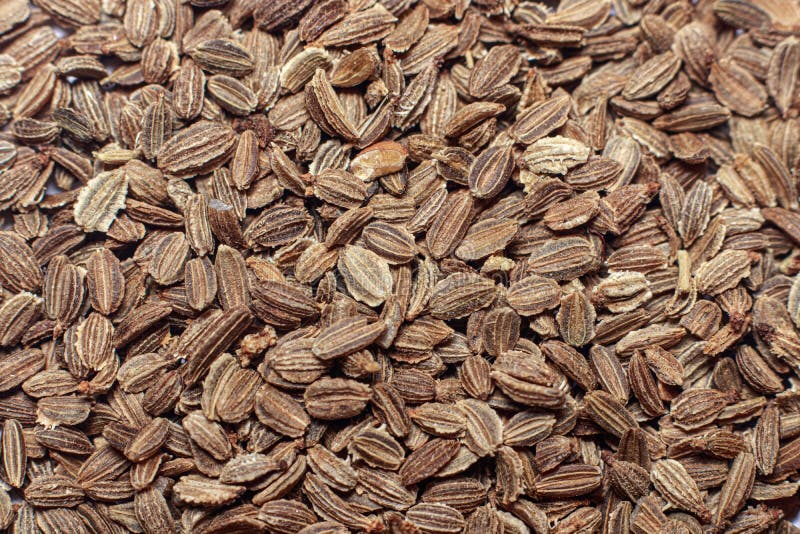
[0,0,799,532]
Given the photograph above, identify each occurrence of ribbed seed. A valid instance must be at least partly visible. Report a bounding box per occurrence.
[399,438,460,486]
[254,384,310,438]
[156,120,235,177]
[304,378,372,421]
[2,419,26,488]
[651,459,711,522]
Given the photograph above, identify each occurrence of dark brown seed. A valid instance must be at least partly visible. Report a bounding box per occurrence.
[468,144,515,200]
[255,384,310,438]
[124,417,170,462]
[399,439,460,486]
[3,419,26,488]
[304,378,372,420]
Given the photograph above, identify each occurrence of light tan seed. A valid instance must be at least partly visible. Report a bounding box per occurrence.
[173,475,245,507]
[651,459,711,522]
[337,245,393,307]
